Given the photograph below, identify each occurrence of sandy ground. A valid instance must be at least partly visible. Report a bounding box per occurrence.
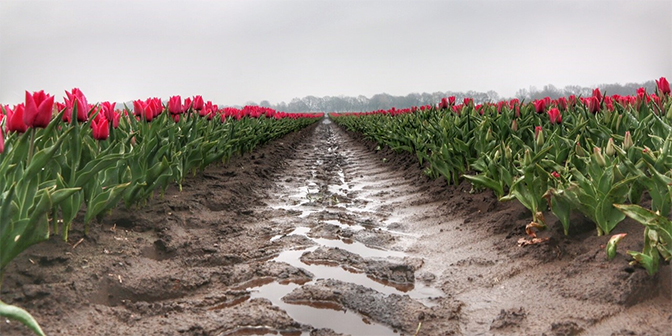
[1,118,670,336]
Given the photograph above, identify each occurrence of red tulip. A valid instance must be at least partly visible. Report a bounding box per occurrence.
[64,88,90,122]
[6,104,28,133]
[533,99,546,113]
[168,96,183,114]
[24,90,54,128]
[439,97,449,109]
[448,96,456,105]
[133,99,145,116]
[547,108,562,124]
[192,95,204,111]
[0,127,4,154]
[100,101,116,122]
[656,77,670,95]
[91,114,109,140]
[112,110,121,128]
[183,97,192,112]
[587,96,600,113]
[551,171,560,179]
[557,97,567,110]
[592,88,602,102]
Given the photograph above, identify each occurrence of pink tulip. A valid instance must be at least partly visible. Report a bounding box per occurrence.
[168,96,183,114]
[192,95,204,111]
[547,108,562,124]
[91,114,109,140]
[24,90,54,128]
[6,104,28,133]
[100,101,116,122]
[64,88,90,122]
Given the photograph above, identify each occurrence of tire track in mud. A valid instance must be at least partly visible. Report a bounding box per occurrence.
[246,118,460,335]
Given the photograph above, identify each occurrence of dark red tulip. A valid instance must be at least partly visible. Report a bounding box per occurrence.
[547,108,562,124]
[592,88,602,102]
[533,99,546,113]
[24,90,54,128]
[587,96,600,113]
[439,98,449,109]
[656,77,670,95]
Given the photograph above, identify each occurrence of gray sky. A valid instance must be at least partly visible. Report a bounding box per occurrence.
[1,0,670,107]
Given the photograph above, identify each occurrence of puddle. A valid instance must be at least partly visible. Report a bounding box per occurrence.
[248,281,396,335]
[254,122,444,334]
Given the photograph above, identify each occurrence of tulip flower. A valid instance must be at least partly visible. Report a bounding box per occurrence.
[656,77,670,95]
[557,97,567,110]
[100,101,116,122]
[183,97,192,112]
[448,96,456,106]
[64,88,90,122]
[91,114,109,140]
[592,88,602,102]
[192,95,204,111]
[587,96,600,113]
[439,97,449,109]
[604,96,614,111]
[6,104,28,133]
[551,171,560,179]
[112,110,121,128]
[533,99,546,113]
[547,107,561,124]
[24,90,54,128]
[169,95,183,115]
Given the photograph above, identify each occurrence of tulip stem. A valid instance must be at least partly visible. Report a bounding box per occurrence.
[26,128,36,166]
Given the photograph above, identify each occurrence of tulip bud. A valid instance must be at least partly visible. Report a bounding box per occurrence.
[605,138,616,156]
[623,131,633,150]
[493,149,501,162]
[504,145,512,162]
[575,140,586,157]
[535,126,544,147]
[486,127,494,142]
[593,147,607,167]
[523,149,532,166]
[606,233,627,261]
[647,229,659,243]
[511,119,518,132]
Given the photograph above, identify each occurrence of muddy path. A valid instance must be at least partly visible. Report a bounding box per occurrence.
[2,118,671,336]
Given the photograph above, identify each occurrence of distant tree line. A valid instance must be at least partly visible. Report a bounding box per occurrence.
[241,80,657,112]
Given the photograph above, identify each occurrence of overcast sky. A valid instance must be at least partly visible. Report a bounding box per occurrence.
[1,0,670,107]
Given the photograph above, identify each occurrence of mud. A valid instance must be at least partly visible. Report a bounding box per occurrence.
[1,118,671,336]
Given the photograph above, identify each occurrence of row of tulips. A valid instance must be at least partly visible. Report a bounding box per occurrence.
[0,89,322,335]
[332,77,671,276]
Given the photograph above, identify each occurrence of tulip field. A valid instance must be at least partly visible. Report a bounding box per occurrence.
[1,79,671,335]
[332,77,672,274]
[0,90,321,335]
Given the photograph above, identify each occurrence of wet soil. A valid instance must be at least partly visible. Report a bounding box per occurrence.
[1,118,670,335]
